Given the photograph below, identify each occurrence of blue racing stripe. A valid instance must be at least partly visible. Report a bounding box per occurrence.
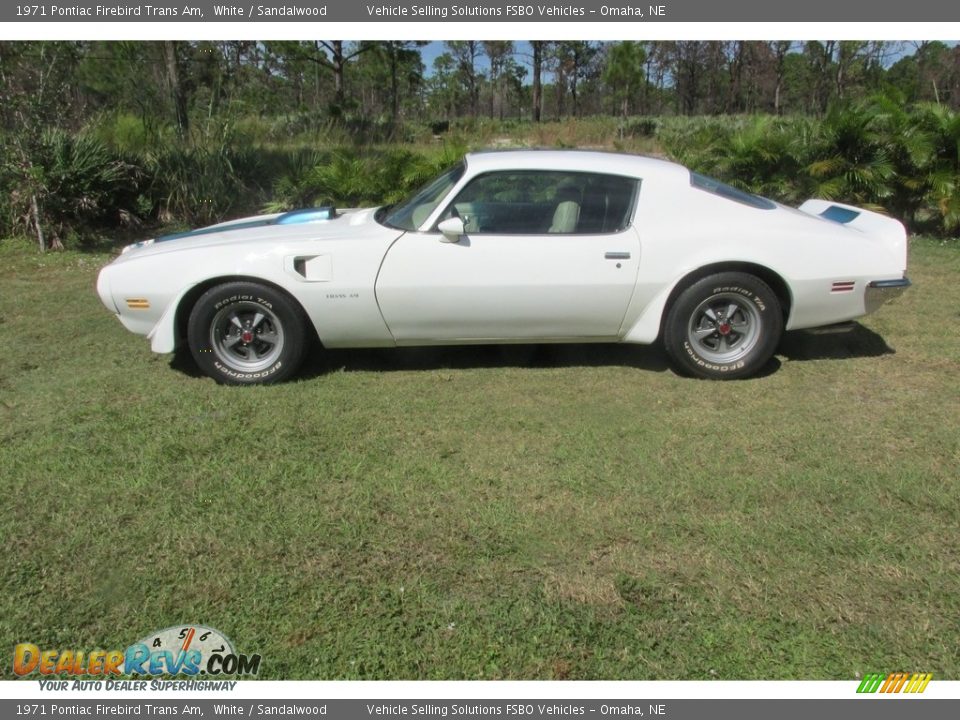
[156,207,336,243]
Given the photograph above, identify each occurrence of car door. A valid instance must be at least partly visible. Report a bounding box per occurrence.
[375,170,641,343]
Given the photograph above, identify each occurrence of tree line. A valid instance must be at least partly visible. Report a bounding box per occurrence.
[2,41,959,131]
[1,40,958,248]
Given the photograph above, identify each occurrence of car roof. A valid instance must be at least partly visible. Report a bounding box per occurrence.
[463,149,690,182]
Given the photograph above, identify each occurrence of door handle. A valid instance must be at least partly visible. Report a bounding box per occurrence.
[605,252,631,260]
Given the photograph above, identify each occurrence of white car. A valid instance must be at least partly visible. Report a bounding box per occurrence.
[96,150,910,383]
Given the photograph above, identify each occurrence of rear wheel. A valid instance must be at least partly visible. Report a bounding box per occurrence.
[664,272,782,380]
[187,282,309,385]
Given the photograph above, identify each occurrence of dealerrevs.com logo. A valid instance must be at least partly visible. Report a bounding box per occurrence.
[14,625,261,677]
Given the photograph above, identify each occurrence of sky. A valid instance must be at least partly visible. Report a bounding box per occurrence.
[420,41,534,77]
[414,39,948,79]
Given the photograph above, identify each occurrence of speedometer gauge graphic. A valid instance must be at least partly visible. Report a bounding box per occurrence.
[135,624,235,671]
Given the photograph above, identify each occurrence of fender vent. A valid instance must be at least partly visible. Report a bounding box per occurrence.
[293,255,332,281]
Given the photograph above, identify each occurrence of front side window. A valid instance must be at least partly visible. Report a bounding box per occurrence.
[438,171,638,235]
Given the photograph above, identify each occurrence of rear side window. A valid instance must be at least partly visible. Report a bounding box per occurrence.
[690,172,776,210]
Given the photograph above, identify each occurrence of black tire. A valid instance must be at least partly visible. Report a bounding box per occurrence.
[663,271,782,380]
[187,281,309,385]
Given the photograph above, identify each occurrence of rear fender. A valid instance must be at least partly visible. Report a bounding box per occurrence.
[799,199,907,273]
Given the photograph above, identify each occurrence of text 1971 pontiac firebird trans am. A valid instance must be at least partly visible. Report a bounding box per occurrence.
[96,150,910,383]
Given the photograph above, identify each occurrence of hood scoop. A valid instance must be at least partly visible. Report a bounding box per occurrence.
[276,207,339,224]
[156,206,338,243]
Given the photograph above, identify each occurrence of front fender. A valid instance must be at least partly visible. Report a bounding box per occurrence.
[148,283,198,353]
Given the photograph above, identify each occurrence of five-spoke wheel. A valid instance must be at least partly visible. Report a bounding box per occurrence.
[664,272,782,379]
[188,282,309,385]
[211,302,285,373]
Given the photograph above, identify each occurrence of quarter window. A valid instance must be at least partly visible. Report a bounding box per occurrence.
[689,172,776,210]
[439,171,638,235]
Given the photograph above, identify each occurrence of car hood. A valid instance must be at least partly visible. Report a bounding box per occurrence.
[115,206,390,261]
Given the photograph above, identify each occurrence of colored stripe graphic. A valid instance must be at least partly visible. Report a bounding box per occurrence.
[907,673,933,693]
[857,672,931,693]
[885,673,908,693]
[856,673,886,693]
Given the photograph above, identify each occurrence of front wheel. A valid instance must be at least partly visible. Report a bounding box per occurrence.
[187,281,309,385]
[663,272,783,380]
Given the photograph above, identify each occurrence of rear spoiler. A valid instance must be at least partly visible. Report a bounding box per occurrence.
[799,199,908,273]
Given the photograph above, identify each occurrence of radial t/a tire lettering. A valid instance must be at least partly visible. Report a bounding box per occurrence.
[187,281,309,385]
[664,272,782,380]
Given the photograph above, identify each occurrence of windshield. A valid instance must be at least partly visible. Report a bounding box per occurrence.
[380,163,465,231]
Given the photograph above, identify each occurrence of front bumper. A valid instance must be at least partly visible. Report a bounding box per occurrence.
[865,277,911,314]
[96,265,120,314]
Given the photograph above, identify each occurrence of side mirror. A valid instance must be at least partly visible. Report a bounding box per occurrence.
[437,216,465,243]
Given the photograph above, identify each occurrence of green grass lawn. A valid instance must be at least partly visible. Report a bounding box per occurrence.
[1,236,958,680]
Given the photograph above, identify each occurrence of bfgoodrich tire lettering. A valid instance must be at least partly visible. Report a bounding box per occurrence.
[664,272,782,380]
[187,281,309,385]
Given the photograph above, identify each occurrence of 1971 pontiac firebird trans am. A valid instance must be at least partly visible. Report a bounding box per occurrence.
[96,150,911,384]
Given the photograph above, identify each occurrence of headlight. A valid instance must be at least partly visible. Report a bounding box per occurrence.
[121,238,155,254]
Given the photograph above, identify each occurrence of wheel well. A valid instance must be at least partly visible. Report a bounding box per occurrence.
[174,276,320,349]
[660,262,792,336]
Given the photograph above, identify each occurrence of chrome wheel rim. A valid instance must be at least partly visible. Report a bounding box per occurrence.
[210,302,284,373]
[687,292,761,364]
